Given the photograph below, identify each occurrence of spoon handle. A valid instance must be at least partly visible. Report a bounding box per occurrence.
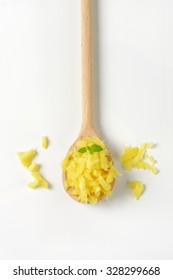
[81,0,94,132]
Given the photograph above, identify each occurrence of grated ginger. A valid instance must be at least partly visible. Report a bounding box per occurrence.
[61,137,120,204]
[120,142,158,174]
[28,171,49,189]
[41,136,49,149]
[28,163,40,172]
[17,148,49,189]
[17,149,37,167]
[129,181,144,199]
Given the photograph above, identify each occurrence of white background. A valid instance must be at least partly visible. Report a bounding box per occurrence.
[0,0,173,260]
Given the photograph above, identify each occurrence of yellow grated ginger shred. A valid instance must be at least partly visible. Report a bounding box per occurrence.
[41,136,49,149]
[17,148,49,189]
[61,137,121,204]
[129,181,144,199]
[28,163,40,172]
[28,171,49,189]
[120,142,158,174]
[17,149,37,168]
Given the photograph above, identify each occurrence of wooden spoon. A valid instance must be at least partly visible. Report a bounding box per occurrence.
[63,0,115,202]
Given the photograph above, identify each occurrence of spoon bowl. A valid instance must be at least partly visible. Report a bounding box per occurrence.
[62,128,115,203]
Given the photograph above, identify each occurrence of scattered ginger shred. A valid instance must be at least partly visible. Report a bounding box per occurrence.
[61,137,120,204]
[129,181,144,199]
[17,149,37,167]
[120,142,158,174]
[28,163,40,172]
[17,148,49,189]
[28,171,49,189]
[41,136,49,149]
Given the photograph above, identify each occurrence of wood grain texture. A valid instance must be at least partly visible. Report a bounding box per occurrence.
[80,0,95,135]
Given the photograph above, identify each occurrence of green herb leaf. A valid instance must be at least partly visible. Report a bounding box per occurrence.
[89,144,103,154]
[79,147,87,154]
[87,146,93,154]
[79,144,103,155]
